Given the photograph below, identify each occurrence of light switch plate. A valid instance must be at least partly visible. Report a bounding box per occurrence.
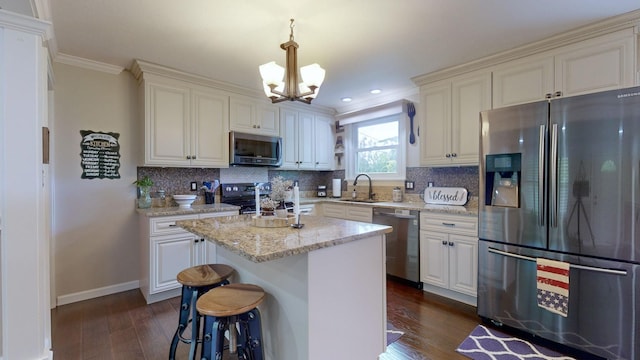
[190,182,198,191]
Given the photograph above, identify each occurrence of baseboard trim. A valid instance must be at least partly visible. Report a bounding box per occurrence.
[56,280,140,306]
[422,284,477,307]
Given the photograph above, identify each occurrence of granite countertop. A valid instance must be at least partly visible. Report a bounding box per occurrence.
[135,197,478,218]
[302,197,479,216]
[176,214,392,263]
[136,203,240,217]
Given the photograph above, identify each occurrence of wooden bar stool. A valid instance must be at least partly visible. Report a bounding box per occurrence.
[197,283,266,360]
[169,264,235,360]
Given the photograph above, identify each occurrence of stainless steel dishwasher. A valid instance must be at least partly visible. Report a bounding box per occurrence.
[373,207,421,288]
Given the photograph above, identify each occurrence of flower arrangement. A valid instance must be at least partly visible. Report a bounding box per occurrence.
[260,197,278,210]
[269,176,293,202]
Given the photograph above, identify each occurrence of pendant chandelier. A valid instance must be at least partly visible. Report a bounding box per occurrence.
[259,19,325,104]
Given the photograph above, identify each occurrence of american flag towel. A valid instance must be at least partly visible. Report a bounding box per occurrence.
[536,257,570,317]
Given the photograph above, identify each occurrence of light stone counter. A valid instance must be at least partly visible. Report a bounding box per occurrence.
[176,214,392,263]
[301,196,479,216]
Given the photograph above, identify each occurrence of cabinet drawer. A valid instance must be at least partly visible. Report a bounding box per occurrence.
[150,214,198,236]
[322,203,346,218]
[420,213,478,236]
[346,206,372,223]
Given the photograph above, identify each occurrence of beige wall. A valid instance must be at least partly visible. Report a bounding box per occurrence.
[52,63,140,303]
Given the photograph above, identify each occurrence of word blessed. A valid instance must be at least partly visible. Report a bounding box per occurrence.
[424,187,468,206]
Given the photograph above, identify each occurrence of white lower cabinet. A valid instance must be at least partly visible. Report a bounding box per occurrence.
[419,212,478,306]
[139,211,238,304]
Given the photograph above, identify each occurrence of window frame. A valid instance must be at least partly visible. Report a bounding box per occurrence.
[346,113,406,181]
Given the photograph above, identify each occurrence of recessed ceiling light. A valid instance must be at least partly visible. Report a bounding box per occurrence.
[370,89,382,94]
[341,97,352,102]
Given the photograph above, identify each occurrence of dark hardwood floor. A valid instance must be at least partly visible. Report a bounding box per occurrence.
[51,279,480,359]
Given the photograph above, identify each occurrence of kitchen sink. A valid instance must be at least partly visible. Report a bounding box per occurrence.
[338,199,379,203]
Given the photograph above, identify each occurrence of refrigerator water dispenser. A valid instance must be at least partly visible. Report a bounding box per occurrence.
[485,153,521,208]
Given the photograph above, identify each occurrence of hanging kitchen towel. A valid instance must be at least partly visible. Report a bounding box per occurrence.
[536,258,570,317]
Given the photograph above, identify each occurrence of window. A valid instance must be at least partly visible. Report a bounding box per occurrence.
[348,114,405,180]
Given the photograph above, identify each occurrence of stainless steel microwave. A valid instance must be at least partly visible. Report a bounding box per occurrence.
[229,131,282,167]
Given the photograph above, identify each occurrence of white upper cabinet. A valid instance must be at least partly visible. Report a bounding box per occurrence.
[492,28,636,108]
[280,108,334,170]
[230,94,279,136]
[419,71,491,166]
[141,75,229,167]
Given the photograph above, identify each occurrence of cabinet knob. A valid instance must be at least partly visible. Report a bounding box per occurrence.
[448,241,454,246]
[192,155,196,160]
[252,125,257,128]
[545,93,553,99]
[554,91,562,97]
[451,153,457,157]
[442,240,448,245]
[445,153,451,158]
[257,125,261,128]
[194,239,200,243]
[315,162,319,165]
[186,155,192,160]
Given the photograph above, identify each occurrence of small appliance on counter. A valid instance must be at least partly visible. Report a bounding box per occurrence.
[332,178,342,197]
[317,185,327,197]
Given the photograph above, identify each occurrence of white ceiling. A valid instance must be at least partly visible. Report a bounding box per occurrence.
[3,1,640,113]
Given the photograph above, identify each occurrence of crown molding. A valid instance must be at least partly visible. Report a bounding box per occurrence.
[130,59,336,114]
[54,53,123,75]
[334,87,419,117]
[0,9,51,39]
[413,9,640,86]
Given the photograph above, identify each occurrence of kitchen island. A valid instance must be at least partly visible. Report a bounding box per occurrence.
[177,214,392,360]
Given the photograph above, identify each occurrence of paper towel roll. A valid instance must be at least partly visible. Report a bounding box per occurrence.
[332,179,342,198]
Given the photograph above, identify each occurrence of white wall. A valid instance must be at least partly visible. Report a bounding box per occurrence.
[52,63,140,304]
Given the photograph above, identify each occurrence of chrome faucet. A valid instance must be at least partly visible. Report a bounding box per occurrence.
[353,173,374,200]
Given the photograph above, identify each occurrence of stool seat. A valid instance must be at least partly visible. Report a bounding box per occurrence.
[177,264,234,287]
[197,283,265,317]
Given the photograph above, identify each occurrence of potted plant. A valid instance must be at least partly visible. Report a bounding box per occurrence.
[133,176,154,209]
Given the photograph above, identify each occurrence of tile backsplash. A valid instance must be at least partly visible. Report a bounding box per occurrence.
[137,166,479,206]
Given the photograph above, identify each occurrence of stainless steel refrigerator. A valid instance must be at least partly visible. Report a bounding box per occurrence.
[478,86,640,360]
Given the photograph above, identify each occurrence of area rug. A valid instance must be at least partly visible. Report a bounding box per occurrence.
[386,323,404,345]
[456,325,575,359]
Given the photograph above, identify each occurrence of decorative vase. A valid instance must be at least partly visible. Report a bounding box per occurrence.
[137,186,152,209]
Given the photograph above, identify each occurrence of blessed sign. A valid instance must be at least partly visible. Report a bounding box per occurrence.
[424,187,468,206]
[80,130,121,179]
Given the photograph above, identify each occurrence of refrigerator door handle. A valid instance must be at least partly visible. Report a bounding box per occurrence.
[538,125,546,226]
[487,247,628,276]
[550,123,558,228]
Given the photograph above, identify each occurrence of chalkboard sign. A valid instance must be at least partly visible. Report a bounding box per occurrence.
[80,130,121,179]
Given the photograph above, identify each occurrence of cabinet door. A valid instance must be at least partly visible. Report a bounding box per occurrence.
[145,80,191,166]
[190,87,229,167]
[256,103,280,136]
[279,109,299,169]
[555,29,635,97]
[152,233,196,293]
[314,114,333,170]
[419,82,451,166]
[419,230,448,288]
[297,111,316,170]
[492,56,554,108]
[229,95,257,133]
[448,234,478,296]
[450,72,491,165]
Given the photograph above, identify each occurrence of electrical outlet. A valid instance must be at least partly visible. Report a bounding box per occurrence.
[190,182,198,191]
[405,180,415,190]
